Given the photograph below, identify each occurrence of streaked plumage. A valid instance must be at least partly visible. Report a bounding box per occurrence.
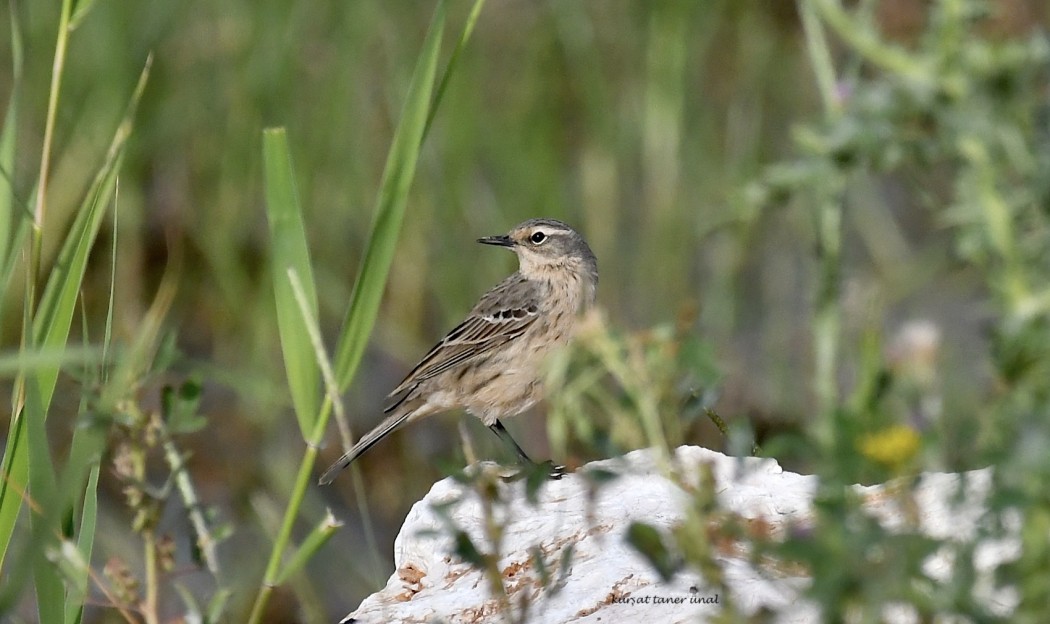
[319,218,598,485]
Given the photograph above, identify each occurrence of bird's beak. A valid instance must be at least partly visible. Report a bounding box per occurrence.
[477,235,515,248]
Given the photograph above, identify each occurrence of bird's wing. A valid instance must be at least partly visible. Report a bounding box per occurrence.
[385,274,541,409]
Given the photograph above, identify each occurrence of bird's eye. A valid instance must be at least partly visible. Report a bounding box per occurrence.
[530,231,547,245]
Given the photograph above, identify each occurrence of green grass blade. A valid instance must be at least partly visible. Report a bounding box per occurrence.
[33,70,149,389]
[59,180,113,624]
[26,383,62,623]
[56,378,108,624]
[0,1,30,342]
[0,346,99,377]
[59,173,115,623]
[273,511,341,586]
[68,0,101,32]
[246,6,447,623]
[62,464,99,624]
[262,128,320,436]
[332,1,447,390]
[423,0,487,139]
[0,53,151,583]
[0,3,23,273]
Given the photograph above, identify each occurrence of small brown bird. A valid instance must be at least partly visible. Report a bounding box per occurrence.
[319,218,598,485]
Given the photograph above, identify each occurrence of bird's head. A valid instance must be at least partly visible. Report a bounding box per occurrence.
[478,218,598,288]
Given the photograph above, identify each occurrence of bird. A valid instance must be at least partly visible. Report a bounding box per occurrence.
[318,218,598,485]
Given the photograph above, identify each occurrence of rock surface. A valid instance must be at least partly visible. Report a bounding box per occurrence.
[340,446,1016,624]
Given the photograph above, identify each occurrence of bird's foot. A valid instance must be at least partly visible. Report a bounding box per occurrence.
[501,459,567,483]
[539,459,567,480]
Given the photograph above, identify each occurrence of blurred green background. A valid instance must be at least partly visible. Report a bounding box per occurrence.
[2,0,1048,621]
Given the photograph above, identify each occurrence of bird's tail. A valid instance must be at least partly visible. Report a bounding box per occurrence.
[318,411,411,485]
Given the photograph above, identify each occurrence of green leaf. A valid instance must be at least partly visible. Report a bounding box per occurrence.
[453,530,488,570]
[0,346,100,377]
[162,380,206,434]
[205,588,233,624]
[174,584,231,624]
[174,584,203,622]
[68,0,101,31]
[557,543,574,591]
[273,512,342,585]
[32,55,151,403]
[331,0,447,391]
[27,383,63,623]
[63,464,100,624]
[0,53,151,592]
[529,545,550,588]
[248,4,458,622]
[625,521,681,582]
[0,4,23,281]
[262,128,320,436]
[423,0,487,139]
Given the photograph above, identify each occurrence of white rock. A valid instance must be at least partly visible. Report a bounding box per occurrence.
[340,446,1016,624]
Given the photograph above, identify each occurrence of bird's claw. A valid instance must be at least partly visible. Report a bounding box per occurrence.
[540,460,567,480]
[499,459,568,483]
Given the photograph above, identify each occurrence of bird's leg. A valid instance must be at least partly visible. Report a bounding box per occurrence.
[488,420,566,479]
[489,419,532,463]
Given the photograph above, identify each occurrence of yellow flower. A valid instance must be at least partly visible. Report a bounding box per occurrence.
[859,425,921,469]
